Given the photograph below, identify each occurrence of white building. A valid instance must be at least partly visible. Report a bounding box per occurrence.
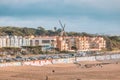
[0,36,30,48]
[30,36,57,51]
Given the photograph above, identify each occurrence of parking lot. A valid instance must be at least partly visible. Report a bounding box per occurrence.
[0,51,120,63]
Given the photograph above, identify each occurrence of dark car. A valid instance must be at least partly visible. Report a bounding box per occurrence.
[0,58,4,63]
[16,56,23,59]
[4,58,13,62]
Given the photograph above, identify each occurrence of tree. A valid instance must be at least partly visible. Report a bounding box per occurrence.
[37,26,47,36]
[54,27,57,31]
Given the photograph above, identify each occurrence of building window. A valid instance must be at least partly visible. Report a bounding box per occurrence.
[35,40,39,46]
[51,40,54,42]
[42,40,50,43]
[30,40,33,46]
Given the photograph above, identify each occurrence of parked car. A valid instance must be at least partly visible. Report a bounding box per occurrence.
[28,57,38,61]
[0,58,4,63]
[4,58,13,62]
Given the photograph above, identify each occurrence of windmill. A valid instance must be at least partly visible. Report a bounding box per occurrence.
[58,20,69,51]
[59,20,67,37]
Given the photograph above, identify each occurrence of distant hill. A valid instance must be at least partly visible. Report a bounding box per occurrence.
[0,27,36,36]
[104,36,120,51]
[0,26,97,36]
[0,26,120,51]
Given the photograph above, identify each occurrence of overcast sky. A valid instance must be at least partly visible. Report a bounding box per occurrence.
[0,0,120,35]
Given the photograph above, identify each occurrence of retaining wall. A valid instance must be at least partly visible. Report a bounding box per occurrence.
[76,56,96,61]
[0,62,22,67]
[23,59,53,66]
[96,54,120,61]
[0,54,120,67]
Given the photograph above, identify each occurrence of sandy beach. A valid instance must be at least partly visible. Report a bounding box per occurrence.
[0,61,120,80]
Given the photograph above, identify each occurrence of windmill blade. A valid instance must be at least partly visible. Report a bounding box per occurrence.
[63,24,66,29]
[58,20,67,37]
[61,24,65,31]
[59,20,64,28]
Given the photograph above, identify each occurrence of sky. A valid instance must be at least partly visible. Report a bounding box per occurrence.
[0,0,120,35]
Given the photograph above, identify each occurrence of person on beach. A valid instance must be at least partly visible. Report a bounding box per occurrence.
[52,70,55,73]
[46,75,48,80]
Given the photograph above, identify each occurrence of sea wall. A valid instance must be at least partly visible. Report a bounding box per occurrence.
[23,59,53,66]
[0,54,120,67]
[76,56,96,61]
[0,62,22,67]
[95,54,120,61]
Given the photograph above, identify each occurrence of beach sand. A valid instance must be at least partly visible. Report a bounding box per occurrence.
[0,62,120,80]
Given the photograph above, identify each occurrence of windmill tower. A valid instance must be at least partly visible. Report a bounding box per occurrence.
[58,20,69,51]
[59,20,67,37]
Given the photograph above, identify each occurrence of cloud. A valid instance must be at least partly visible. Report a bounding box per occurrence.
[0,0,60,7]
[0,0,120,17]
[65,0,120,11]
[1,0,120,10]
[0,0,120,35]
[0,17,60,29]
[0,16,120,35]
[0,0,41,5]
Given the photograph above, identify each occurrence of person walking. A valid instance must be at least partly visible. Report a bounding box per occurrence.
[45,75,48,80]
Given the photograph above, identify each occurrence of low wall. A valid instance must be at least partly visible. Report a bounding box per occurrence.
[95,55,111,61]
[76,56,96,62]
[23,59,53,66]
[111,54,120,59]
[0,54,120,67]
[0,62,22,67]
[96,54,120,61]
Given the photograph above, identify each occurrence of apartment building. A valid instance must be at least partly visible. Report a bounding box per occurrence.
[57,36,106,51]
[0,36,30,48]
[30,36,57,51]
[56,36,69,51]
[0,35,106,52]
[75,36,90,51]
[22,36,30,46]
[0,36,6,47]
[89,36,106,51]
